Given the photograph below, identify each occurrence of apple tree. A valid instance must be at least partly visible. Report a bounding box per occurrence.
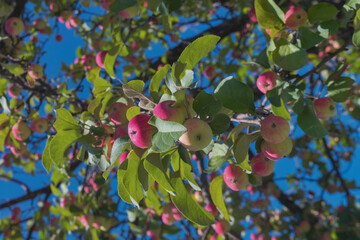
[0,0,359,239]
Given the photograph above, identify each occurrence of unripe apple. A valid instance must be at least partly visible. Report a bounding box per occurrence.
[128,114,156,148]
[108,102,128,125]
[314,97,336,119]
[204,203,219,217]
[33,18,46,30]
[223,164,248,191]
[119,151,129,164]
[7,84,21,98]
[96,51,107,69]
[260,115,290,144]
[179,118,213,151]
[256,71,277,94]
[284,6,307,30]
[12,121,31,141]
[5,17,24,36]
[250,153,275,176]
[204,66,216,79]
[261,137,293,160]
[55,34,63,42]
[214,220,230,235]
[30,117,48,133]
[118,5,139,19]
[153,100,187,124]
[28,64,43,79]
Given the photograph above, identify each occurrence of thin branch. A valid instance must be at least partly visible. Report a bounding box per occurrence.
[0,175,30,194]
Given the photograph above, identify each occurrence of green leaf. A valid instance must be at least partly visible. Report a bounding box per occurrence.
[170,173,215,226]
[215,76,255,113]
[0,97,10,115]
[124,80,145,93]
[110,137,130,165]
[53,108,81,131]
[208,114,231,134]
[109,0,136,12]
[297,27,326,49]
[271,98,291,121]
[150,64,171,101]
[42,137,53,173]
[144,153,175,194]
[105,43,128,78]
[126,106,140,121]
[123,151,143,206]
[93,77,112,95]
[149,116,187,152]
[174,35,220,80]
[123,85,156,111]
[255,0,285,37]
[209,175,229,220]
[327,77,354,102]
[193,91,222,118]
[180,70,194,88]
[272,42,308,71]
[165,68,177,93]
[308,2,338,23]
[297,99,328,138]
[160,0,182,13]
[117,161,133,204]
[207,143,229,172]
[317,20,340,38]
[180,159,201,191]
[1,63,24,76]
[234,133,258,164]
[238,155,252,172]
[49,130,82,167]
[253,48,270,68]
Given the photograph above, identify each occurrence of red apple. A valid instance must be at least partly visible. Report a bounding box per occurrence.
[30,117,48,133]
[261,137,293,160]
[284,6,307,30]
[214,220,230,235]
[108,102,128,125]
[28,64,43,79]
[314,97,336,119]
[250,153,275,176]
[96,50,107,69]
[223,164,248,191]
[119,151,129,164]
[204,66,216,79]
[256,71,277,94]
[55,34,63,42]
[7,85,21,98]
[128,114,156,148]
[153,100,186,124]
[204,203,219,217]
[260,115,290,144]
[12,121,31,141]
[5,17,24,36]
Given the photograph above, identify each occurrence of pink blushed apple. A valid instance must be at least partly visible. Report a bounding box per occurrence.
[30,117,48,133]
[108,102,128,125]
[55,34,63,42]
[81,54,96,71]
[28,64,43,79]
[260,115,290,144]
[248,8,257,23]
[118,5,139,19]
[128,114,156,148]
[204,66,216,79]
[114,125,128,140]
[7,85,21,98]
[119,151,129,164]
[5,17,24,36]
[204,203,219,217]
[223,164,248,191]
[96,51,107,69]
[179,118,213,151]
[261,137,293,160]
[12,121,31,141]
[250,153,275,176]
[256,71,277,94]
[284,6,307,30]
[33,18,47,30]
[214,220,230,235]
[153,100,186,124]
[314,97,336,119]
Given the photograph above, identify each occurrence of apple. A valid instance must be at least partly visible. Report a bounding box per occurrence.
[96,51,107,69]
[55,34,63,42]
[119,151,129,164]
[161,203,182,225]
[33,18,46,30]
[81,54,96,71]
[128,114,156,148]
[118,5,139,19]
[284,6,307,30]
[153,100,187,123]
[179,118,213,151]
[10,142,28,157]
[12,121,31,141]
[5,17,24,36]
[214,219,230,235]
[204,203,219,217]
[314,97,336,119]
[30,35,39,44]
[146,230,159,240]
[194,191,203,203]
[99,0,113,11]
[223,164,248,191]
[30,117,48,133]
[2,153,12,168]
[131,42,139,51]
[261,137,293,160]
[260,115,290,144]
[28,64,43,79]
[248,8,257,23]
[108,102,128,125]
[250,153,275,176]
[58,11,72,23]
[7,84,21,98]
[204,66,216,79]
[210,235,218,240]
[113,125,128,140]
[256,71,277,94]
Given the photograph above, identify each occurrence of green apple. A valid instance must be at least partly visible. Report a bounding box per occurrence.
[179,118,213,151]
